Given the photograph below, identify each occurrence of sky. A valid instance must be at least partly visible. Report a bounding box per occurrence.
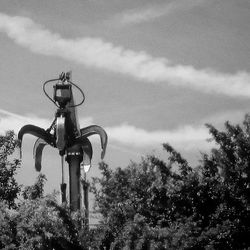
[0,0,250,196]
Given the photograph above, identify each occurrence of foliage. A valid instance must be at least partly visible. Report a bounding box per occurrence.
[0,196,91,250]
[0,130,21,208]
[2,114,250,249]
[0,131,90,250]
[22,173,47,200]
[91,115,250,249]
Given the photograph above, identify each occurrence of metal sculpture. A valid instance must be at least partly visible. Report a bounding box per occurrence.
[18,72,108,211]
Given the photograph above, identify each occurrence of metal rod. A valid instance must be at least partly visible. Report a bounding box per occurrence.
[60,155,67,203]
[81,171,89,228]
[61,154,65,184]
[83,172,89,228]
[66,145,83,211]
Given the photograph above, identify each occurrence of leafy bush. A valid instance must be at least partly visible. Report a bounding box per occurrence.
[0,131,21,208]
[0,195,91,250]
[0,131,89,249]
[91,115,250,249]
[2,114,250,249]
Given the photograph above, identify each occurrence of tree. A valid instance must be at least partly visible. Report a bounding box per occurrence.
[91,115,250,249]
[0,130,21,208]
[2,115,250,249]
[0,196,89,249]
[22,173,47,200]
[0,131,90,250]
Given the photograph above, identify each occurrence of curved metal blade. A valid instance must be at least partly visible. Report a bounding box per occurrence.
[33,138,48,172]
[56,115,66,151]
[81,138,93,168]
[18,124,55,158]
[79,125,108,159]
[18,124,55,145]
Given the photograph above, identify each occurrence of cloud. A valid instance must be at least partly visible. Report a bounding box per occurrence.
[200,109,248,127]
[107,123,212,151]
[118,0,206,25]
[0,109,212,151]
[0,13,250,98]
[0,109,51,134]
[0,109,92,135]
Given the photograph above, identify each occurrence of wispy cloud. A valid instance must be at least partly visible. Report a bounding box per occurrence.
[0,13,250,98]
[0,109,92,135]
[107,123,211,151]
[0,109,212,151]
[0,109,51,133]
[200,109,248,127]
[118,0,206,25]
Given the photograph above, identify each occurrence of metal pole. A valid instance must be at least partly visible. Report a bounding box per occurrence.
[60,154,67,203]
[66,144,83,211]
[81,172,89,228]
